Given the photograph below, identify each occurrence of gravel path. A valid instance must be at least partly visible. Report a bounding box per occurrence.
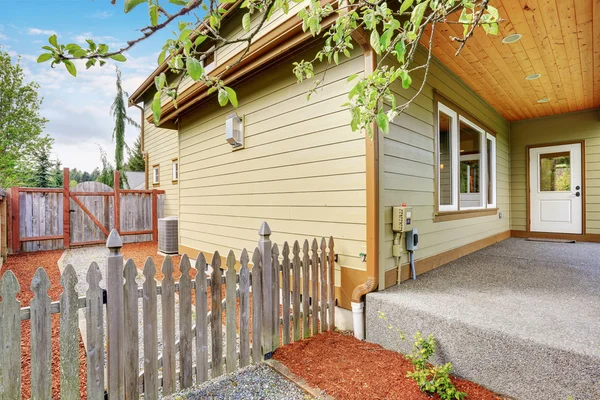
[164,364,315,400]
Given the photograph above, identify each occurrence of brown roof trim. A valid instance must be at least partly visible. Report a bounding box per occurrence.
[128,1,241,105]
[150,9,337,126]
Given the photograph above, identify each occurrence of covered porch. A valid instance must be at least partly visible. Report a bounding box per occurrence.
[366,238,600,400]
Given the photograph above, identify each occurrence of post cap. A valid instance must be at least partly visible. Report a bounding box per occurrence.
[258,221,271,236]
[106,229,123,251]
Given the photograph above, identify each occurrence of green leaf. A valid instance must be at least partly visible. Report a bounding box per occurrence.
[37,53,53,63]
[224,87,238,107]
[395,41,406,64]
[169,0,187,5]
[410,1,429,30]
[86,39,97,51]
[155,73,166,90]
[347,73,358,82]
[125,0,147,13]
[187,57,204,81]
[149,4,159,26]
[110,54,127,62]
[63,60,77,77]
[48,34,58,48]
[487,5,499,20]
[399,0,413,14]
[217,88,229,106]
[72,49,87,58]
[194,35,207,46]
[376,113,389,134]
[158,50,167,64]
[152,93,162,124]
[242,13,251,32]
[370,30,381,54]
[179,29,193,41]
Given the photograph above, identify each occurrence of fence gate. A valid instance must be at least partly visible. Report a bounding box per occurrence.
[69,181,114,246]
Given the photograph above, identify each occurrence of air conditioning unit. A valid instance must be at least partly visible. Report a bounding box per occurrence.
[158,216,178,254]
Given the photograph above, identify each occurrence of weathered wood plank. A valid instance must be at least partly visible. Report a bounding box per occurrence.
[251,248,263,363]
[311,239,319,336]
[281,242,291,346]
[211,251,223,378]
[179,254,193,389]
[292,240,301,342]
[106,230,125,399]
[161,255,176,395]
[320,238,327,333]
[59,265,80,400]
[302,240,310,339]
[0,271,21,399]
[142,257,158,400]
[239,249,250,368]
[271,243,280,351]
[194,253,209,384]
[86,262,104,400]
[258,223,272,354]
[30,267,51,399]
[123,258,139,400]
[225,250,237,373]
[328,236,335,331]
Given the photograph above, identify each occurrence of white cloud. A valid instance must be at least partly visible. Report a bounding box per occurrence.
[89,11,113,19]
[73,32,125,49]
[0,33,7,41]
[28,28,58,36]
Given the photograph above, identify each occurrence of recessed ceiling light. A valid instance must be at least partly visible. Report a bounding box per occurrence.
[525,73,541,80]
[537,98,551,103]
[502,34,522,44]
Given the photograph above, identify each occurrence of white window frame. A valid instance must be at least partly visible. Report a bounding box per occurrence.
[152,165,159,185]
[436,101,497,213]
[437,103,459,212]
[172,159,179,182]
[202,46,216,74]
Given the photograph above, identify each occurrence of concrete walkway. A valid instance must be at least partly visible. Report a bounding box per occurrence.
[366,238,600,400]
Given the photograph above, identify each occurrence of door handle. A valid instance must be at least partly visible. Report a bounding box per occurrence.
[576,185,581,190]
[575,192,581,197]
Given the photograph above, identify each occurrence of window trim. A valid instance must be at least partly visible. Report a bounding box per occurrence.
[458,115,487,210]
[172,159,179,183]
[434,96,498,221]
[152,164,160,186]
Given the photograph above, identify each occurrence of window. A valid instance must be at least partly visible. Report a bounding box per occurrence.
[202,47,216,74]
[539,152,570,192]
[436,100,497,214]
[152,165,159,185]
[172,159,179,182]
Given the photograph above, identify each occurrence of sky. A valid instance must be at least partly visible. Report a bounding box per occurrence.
[1,0,184,172]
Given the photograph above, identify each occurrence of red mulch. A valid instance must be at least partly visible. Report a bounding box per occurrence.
[273,331,502,400]
[0,249,88,399]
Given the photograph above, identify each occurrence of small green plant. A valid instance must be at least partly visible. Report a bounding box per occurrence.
[406,332,467,400]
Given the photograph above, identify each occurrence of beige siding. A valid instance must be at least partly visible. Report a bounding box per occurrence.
[143,103,180,217]
[381,52,511,277]
[510,109,600,233]
[178,45,367,275]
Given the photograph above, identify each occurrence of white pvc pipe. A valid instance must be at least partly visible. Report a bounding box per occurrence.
[351,301,365,340]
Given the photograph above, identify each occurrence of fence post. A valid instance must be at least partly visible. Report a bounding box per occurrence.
[113,170,120,234]
[62,168,70,249]
[258,222,273,356]
[106,229,125,399]
[11,186,19,253]
[151,190,158,242]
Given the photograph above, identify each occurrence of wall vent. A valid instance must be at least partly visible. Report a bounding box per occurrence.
[158,216,179,254]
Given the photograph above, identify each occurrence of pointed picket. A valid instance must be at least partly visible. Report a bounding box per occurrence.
[194,253,208,384]
[302,240,310,339]
[311,238,319,336]
[239,249,251,368]
[225,250,237,373]
[86,262,104,400]
[281,242,291,346]
[292,240,301,342]
[328,236,336,331]
[271,243,280,350]
[211,251,223,378]
[161,255,176,395]
[179,254,193,389]
[320,238,327,332]
[30,267,51,399]
[60,264,80,400]
[123,259,139,400]
[251,249,263,363]
[0,271,21,399]
[142,257,158,400]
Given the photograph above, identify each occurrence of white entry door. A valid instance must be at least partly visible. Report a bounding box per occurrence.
[529,143,582,234]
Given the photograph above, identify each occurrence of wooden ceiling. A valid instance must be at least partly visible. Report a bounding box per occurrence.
[421,0,600,121]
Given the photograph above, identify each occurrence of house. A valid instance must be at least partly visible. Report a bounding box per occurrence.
[129,0,599,330]
[123,171,146,190]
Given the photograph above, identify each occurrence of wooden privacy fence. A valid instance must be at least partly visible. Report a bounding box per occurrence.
[0,222,335,399]
[8,168,164,253]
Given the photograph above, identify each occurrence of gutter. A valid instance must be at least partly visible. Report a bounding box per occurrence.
[350,29,379,340]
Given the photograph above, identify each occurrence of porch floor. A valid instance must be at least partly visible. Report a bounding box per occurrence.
[366,238,600,400]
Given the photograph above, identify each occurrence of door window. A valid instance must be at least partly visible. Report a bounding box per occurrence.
[539,152,570,192]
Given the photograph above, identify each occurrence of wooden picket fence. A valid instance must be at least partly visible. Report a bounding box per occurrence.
[0,222,335,399]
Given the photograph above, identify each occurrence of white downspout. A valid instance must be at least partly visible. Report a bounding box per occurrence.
[351,301,365,340]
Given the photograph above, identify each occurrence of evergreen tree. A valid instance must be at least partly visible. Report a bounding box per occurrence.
[52,158,63,188]
[96,147,115,187]
[33,147,53,188]
[127,134,145,172]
